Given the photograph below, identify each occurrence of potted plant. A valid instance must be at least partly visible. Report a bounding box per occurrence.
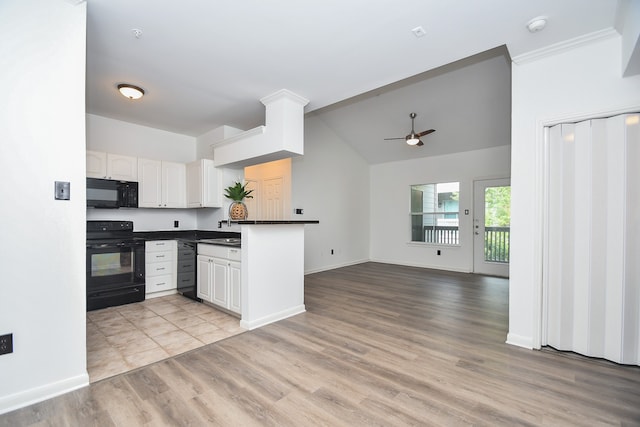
[224,181,254,220]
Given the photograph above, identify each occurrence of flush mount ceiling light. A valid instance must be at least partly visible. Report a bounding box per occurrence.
[117,83,145,100]
[526,16,548,33]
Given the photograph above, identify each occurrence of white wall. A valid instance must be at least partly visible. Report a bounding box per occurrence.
[196,125,243,160]
[509,34,640,349]
[370,145,511,271]
[292,115,371,273]
[0,0,88,414]
[619,0,640,76]
[87,114,196,162]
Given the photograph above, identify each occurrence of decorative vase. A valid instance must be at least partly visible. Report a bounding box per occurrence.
[229,201,248,220]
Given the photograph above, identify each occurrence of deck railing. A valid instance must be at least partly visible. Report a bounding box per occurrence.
[484,226,510,263]
[421,225,510,263]
[423,226,460,245]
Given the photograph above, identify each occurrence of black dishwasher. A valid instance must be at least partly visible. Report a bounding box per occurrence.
[177,241,199,301]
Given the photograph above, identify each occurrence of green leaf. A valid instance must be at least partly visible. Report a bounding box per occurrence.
[224,181,254,201]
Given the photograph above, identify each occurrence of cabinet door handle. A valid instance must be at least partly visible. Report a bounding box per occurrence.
[157,267,165,271]
[156,282,166,286]
[156,255,165,258]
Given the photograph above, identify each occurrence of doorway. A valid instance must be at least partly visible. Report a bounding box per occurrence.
[473,178,511,277]
[244,158,291,220]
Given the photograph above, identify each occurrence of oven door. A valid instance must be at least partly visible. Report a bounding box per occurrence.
[86,240,145,311]
[86,241,145,291]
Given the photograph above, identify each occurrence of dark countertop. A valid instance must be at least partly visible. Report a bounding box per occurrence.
[233,220,319,225]
[135,229,240,242]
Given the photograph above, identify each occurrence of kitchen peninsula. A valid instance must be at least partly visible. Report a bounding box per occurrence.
[235,220,318,330]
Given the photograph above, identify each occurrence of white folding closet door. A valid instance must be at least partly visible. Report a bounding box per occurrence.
[545,113,640,365]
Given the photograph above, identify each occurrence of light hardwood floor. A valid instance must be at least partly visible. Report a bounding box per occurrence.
[2,262,639,426]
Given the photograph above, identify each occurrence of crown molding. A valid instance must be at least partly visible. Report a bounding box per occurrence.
[512,28,619,65]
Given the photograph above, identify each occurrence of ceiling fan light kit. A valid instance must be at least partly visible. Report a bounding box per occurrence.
[384,112,435,147]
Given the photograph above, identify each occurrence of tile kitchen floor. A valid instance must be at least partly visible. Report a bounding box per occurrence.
[86,294,246,383]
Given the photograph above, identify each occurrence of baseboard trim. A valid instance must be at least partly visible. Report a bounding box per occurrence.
[506,333,534,349]
[369,258,472,273]
[0,372,89,415]
[304,259,369,275]
[305,258,474,275]
[240,305,306,330]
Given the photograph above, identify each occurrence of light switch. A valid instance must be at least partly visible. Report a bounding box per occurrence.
[55,181,70,200]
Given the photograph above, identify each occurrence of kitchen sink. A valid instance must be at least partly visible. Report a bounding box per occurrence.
[199,238,241,247]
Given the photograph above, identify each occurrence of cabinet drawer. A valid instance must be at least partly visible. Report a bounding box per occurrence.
[177,260,195,271]
[146,261,173,276]
[178,248,195,258]
[177,272,195,287]
[146,240,175,252]
[146,250,173,263]
[146,274,175,292]
[198,244,241,261]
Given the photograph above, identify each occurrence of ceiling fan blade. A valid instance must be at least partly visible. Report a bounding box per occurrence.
[417,129,436,137]
[416,140,424,147]
[384,137,405,140]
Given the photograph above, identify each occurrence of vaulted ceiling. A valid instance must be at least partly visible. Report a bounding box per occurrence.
[86,0,621,163]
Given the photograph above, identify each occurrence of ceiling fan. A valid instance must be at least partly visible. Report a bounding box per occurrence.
[384,112,435,147]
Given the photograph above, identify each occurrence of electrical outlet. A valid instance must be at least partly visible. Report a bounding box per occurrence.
[437,249,441,256]
[0,333,13,355]
[174,220,179,228]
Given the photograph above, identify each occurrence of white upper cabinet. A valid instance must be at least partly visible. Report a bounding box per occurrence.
[86,151,138,181]
[186,159,223,208]
[108,154,138,181]
[86,151,106,178]
[138,158,162,207]
[138,158,186,208]
[162,161,186,208]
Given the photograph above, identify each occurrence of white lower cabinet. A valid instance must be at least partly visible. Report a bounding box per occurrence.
[146,240,177,297]
[197,244,241,314]
[228,261,241,314]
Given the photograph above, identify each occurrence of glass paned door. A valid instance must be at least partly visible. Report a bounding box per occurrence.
[473,178,510,277]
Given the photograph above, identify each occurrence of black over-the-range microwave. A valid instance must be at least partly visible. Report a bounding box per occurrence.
[86,178,138,208]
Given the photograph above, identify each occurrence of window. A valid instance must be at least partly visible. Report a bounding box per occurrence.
[411,182,459,244]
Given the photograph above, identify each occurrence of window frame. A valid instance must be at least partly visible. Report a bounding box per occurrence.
[410,181,460,246]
